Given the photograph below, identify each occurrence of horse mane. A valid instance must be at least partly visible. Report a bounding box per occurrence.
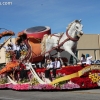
[67,20,81,30]
[67,21,74,30]
[41,34,49,54]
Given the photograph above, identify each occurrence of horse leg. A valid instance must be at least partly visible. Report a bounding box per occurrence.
[57,51,60,58]
[72,48,77,64]
[64,47,80,63]
[57,51,64,66]
[45,53,50,63]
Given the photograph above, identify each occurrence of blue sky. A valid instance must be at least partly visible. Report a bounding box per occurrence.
[0,0,100,42]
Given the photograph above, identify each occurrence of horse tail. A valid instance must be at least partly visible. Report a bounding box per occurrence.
[41,34,49,54]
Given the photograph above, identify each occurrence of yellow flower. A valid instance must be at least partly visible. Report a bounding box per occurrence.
[89,73,100,83]
[6,52,10,58]
[20,50,27,56]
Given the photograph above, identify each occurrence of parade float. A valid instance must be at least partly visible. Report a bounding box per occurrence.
[0,20,100,91]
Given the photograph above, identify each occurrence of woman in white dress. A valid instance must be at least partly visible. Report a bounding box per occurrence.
[86,54,92,65]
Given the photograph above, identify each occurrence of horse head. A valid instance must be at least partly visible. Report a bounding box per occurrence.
[67,20,83,39]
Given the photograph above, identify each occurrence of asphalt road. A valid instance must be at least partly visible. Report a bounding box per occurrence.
[0,89,100,100]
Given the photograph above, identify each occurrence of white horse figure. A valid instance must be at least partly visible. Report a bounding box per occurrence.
[41,20,83,64]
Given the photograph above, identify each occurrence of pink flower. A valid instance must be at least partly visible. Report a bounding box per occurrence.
[12,84,30,90]
[61,82,80,89]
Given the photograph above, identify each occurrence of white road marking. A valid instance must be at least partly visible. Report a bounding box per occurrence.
[70,91,100,94]
[0,96,23,100]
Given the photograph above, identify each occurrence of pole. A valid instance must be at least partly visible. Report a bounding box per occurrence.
[0,36,12,49]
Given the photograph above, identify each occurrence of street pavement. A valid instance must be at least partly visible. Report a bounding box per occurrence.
[0,88,100,100]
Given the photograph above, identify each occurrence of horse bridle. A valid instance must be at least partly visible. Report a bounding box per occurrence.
[50,29,79,45]
[47,29,79,53]
[66,30,79,42]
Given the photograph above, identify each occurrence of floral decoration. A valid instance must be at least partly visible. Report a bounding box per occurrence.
[89,73,100,83]
[0,65,100,90]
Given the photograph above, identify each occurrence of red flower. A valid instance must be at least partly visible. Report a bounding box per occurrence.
[71,77,98,88]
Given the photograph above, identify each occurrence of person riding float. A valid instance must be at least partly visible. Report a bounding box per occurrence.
[52,57,61,78]
[3,41,13,61]
[20,41,28,57]
[45,59,53,81]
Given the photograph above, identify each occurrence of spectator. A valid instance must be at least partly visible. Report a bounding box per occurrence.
[52,57,61,78]
[86,54,92,65]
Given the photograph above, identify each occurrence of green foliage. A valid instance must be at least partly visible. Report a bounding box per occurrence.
[18,78,29,84]
[53,75,67,88]
[0,78,7,84]
[30,78,39,85]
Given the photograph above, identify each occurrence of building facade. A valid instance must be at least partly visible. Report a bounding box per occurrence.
[77,34,100,61]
